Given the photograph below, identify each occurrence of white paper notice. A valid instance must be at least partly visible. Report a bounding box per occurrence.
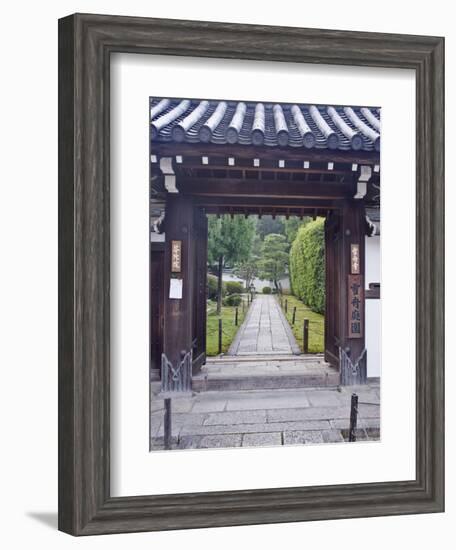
[169,278,183,299]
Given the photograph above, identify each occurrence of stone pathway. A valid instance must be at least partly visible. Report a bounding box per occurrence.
[150,383,380,451]
[228,295,300,356]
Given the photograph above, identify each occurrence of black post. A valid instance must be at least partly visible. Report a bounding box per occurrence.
[292,306,297,325]
[280,297,283,308]
[164,398,172,450]
[349,393,358,442]
[218,318,222,355]
[303,319,309,354]
[235,307,239,326]
[285,299,288,314]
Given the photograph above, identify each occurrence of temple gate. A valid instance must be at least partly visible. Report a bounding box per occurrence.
[149,98,381,387]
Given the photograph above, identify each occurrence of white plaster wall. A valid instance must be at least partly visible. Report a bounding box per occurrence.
[365,235,381,378]
[365,235,381,288]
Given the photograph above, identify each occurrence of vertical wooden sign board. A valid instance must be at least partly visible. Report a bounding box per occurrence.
[351,244,360,274]
[171,240,182,273]
[348,274,363,338]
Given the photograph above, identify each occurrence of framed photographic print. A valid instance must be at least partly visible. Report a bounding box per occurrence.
[58,13,444,535]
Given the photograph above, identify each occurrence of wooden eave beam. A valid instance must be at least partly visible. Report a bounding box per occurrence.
[153,141,380,165]
[175,164,351,176]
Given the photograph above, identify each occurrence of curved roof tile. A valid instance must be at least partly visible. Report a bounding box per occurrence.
[360,107,381,132]
[273,105,289,146]
[198,101,227,143]
[150,98,381,151]
[344,107,380,152]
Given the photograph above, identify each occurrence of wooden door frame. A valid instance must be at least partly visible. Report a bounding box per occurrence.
[153,197,368,384]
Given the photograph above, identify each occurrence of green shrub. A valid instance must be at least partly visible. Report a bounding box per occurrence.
[207,274,226,300]
[225,281,244,295]
[262,286,272,294]
[289,218,325,314]
[223,294,242,306]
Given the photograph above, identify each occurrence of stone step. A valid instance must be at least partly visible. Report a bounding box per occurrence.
[192,370,340,392]
[207,353,325,364]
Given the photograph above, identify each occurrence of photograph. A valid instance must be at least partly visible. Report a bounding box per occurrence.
[0,0,449,542]
[149,97,381,451]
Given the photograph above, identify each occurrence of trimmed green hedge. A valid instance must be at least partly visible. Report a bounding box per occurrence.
[289,218,325,314]
[223,293,242,306]
[225,280,244,295]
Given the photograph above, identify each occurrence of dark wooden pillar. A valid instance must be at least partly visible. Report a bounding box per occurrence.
[149,247,164,380]
[192,207,208,374]
[324,211,341,368]
[338,200,367,385]
[163,195,195,370]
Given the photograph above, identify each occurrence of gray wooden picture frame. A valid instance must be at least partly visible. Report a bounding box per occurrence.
[58,13,444,536]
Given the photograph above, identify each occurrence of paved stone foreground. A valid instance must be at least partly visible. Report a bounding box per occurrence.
[228,295,300,356]
[150,384,380,451]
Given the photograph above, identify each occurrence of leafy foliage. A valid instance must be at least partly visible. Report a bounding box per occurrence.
[223,294,242,306]
[262,286,272,294]
[283,217,311,244]
[256,215,285,240]
[207,215,256,267]
[207,274,225,300]
[225,280,244,295]
[207,215,255,313]
[233,258,258,290]
[289,218,325,314]
[258,233,289,290]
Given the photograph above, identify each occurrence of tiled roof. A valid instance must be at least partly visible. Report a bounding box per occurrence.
[150,98,381,152]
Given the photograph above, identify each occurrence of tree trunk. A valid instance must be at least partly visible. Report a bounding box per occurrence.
[273,279,279,292]
[216,254,224,315]
[245,276,251,291]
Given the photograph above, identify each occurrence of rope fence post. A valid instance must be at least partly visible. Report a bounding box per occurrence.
[285,299,288,314]
[292,306,297,325]
[164,398,172,450]
[303,319,309,354]
[218,318,222,355]
[235,307,239,326]
[349,393,358,442]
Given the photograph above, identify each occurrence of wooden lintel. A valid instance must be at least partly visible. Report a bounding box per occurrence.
[203,206,328,217]
[178,178,353,199]
[194,196,343,211]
